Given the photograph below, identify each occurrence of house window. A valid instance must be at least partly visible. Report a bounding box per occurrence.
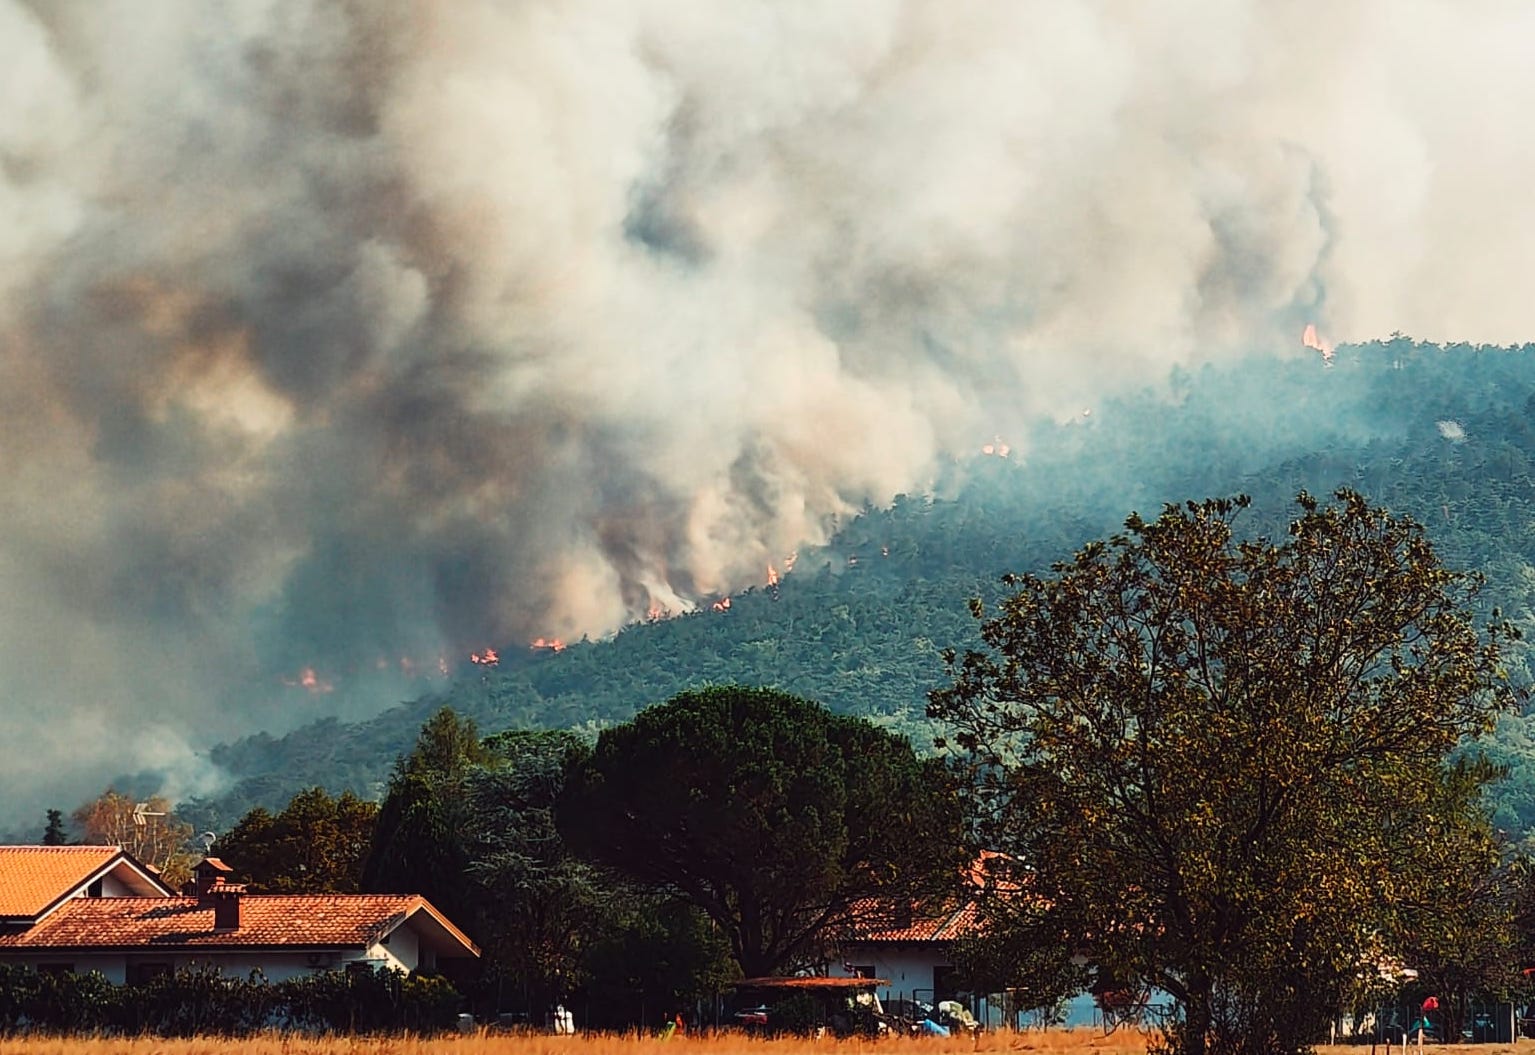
[87,879,103,898]
[126,962,171,985]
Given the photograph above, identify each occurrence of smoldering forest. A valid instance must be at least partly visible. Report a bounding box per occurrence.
[3,0,1534,820]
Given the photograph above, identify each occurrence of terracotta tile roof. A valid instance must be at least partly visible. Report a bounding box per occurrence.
[843,897,982,943]
[736,976,892,990]
[0,846,121,918]
[0,894,476,955]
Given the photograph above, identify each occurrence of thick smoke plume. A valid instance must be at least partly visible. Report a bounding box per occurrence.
[2,0,1533,823]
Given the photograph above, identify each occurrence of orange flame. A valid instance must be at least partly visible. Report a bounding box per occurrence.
[647,603,666,622]
[981,437,1011,457]
[1302,323,1335,362]
[530,637,567,653]
[282,666,334,694]
[712,596,732,612]
[766,563,780,587]
[470,647,499,666]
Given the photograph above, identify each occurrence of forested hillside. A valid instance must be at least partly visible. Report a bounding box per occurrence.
[186,338,1535,842]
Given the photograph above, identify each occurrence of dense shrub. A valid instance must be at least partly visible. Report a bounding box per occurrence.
[0,962,461,1036]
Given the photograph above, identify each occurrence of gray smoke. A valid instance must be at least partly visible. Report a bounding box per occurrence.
[2,0,1533,825]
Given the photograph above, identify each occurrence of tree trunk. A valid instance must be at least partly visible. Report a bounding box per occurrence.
[1181,974,1213,1055]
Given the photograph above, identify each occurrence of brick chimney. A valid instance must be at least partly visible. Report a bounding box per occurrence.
[192,857,233,897]
[210,881,244,932]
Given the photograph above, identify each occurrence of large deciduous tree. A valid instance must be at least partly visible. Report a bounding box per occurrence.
[217,787,378,893]
[561,685,966,978]
[461,730,608,1013]
[363,711,636,1013]
[72,789,195,887]
[928,492,1516,1055]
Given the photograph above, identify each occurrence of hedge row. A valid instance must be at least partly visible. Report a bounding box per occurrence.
[0,962,462,1036]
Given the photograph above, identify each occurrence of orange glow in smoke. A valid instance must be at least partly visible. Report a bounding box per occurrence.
[712,596,732,612]
[283,666,334,694]
[1302,323,1335,361]
[438,656,449,677]
[531,637,567,653]
[766,563,780,587]
[981,437,1011,457]
[647,603,666,622]
[470,647,499,666]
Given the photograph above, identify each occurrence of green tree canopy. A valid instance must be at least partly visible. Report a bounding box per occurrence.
[461,729,605,1011]
[216,787,378,893]
[929,491,1516,1055]
[561,685,967,978]
[360,707,490,926]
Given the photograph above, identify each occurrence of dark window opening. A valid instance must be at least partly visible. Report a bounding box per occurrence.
[87,879,103,898]
[933,965,960,1004]
[849,964,875,979]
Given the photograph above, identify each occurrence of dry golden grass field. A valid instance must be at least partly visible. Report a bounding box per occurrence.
[0,1033,1527,1055]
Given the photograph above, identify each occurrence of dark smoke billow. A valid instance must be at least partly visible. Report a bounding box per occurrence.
[2,0,1533,824]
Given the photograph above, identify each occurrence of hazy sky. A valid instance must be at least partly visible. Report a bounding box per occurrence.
[3,0,1534,823]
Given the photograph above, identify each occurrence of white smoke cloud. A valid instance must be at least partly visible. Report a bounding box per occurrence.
[1,0,1533,824]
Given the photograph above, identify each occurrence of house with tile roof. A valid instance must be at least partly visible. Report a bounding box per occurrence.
[0,845,175,927]
[827,891,983,1013]
[0,849,478,984]
[825,851,1006,1012]
[828,854,1166,1031]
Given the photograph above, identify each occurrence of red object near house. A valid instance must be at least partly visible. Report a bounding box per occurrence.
[1422,996,1440,1011]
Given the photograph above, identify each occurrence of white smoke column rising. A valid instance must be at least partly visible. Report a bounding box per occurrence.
[3,0,1535,822]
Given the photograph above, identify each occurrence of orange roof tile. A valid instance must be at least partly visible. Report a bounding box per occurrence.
[735,976,892,990]
[0,894,478,957]
[842,896,982,943]
[0,846,122,919]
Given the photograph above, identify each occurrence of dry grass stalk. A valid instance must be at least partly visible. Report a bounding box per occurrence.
[0,1034,1520,1055]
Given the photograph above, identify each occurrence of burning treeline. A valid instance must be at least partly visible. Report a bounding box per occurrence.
[3,0,1535,824]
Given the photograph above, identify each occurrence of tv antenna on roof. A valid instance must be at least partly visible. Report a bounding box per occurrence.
[132,803,166,828]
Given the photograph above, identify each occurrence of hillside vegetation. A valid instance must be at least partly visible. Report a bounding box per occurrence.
[187,338,1535,842]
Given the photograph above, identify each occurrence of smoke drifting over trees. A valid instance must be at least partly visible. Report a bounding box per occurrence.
[2,0,1533,819]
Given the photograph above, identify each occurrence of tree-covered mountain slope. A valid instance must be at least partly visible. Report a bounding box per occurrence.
[187,338,1535,840]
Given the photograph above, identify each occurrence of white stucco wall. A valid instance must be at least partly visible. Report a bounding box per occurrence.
[97,872,137,897]
[0,949,395,984]
[831,946,949,1004]
[377,920,419,972]
[2,953,129,984]
[830,945,1175,1030]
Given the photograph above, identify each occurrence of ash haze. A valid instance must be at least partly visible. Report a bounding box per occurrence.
[2,0,1534,824]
